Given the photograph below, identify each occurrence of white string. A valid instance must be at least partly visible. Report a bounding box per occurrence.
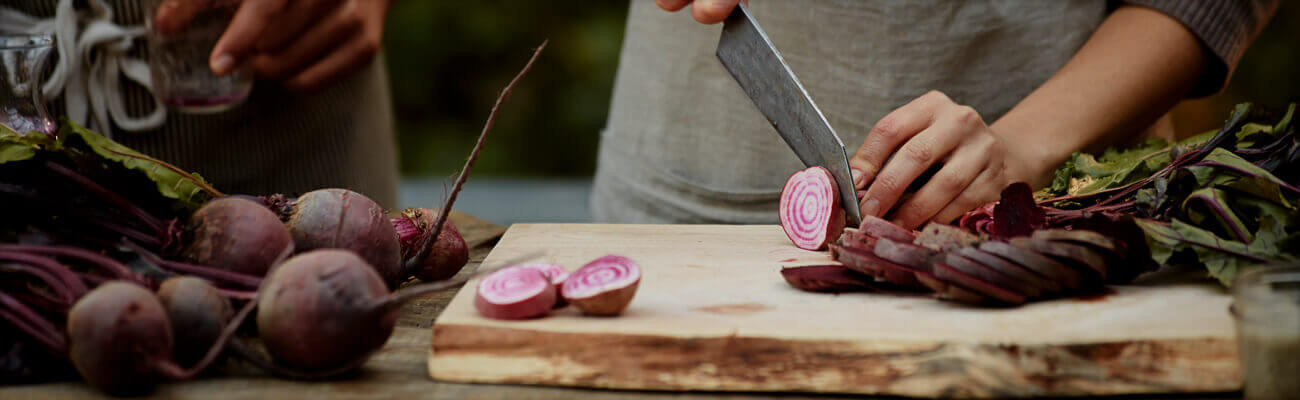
[1,0,166,136]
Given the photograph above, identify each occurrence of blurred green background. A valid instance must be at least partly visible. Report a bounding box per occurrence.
[383,1,1299,180]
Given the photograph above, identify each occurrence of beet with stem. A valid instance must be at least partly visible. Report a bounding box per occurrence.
[779,166,846,251]
[279,188,404,288]
[561,255,641,316]
[182,197,293,276]
[474,266,558,319]
[393,207,469,282]
[157,277,233,367]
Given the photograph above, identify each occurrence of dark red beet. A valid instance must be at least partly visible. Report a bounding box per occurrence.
[933,262,1026,305]
[860,215,916,242]
[779,166,846,250]
[1009,237,1108,279]
[943,253,1039,299]
[474,266,558,319]
[183,197,293,276]
[872,238,937,272]
[67,282,174,395]
[979,241,1084,290]
[990,182,1046,239]
[780,265,878,293]
[280,189,404,288]
[393,208,470,282]
[914,271,988,304]
[157,277,232,368]
[831,244,923,287]
[1031,229,1120,252]
[956,247,1064,294]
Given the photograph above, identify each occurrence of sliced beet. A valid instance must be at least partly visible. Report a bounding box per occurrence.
[990,182,1046,239]
[915,270,988,304]
[830,244,922,288]
[872,238,937,273]
[517,263,570,308]
[837,229,877,252]
[943,253,1041,298]
[779,166,846,251]
[913,222,982,252]
[956,247,1064,294]
[979,241,1084,290]
[780,265,878,293]
[561,255,641,316]
[1031,229,1120,253]
[859,215,916,242]
[1009,237,1108,279]
[933,262,1026,305]
[475,266,558,320]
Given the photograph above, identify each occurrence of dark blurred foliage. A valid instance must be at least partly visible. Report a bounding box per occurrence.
[382,1,627,178]
[382,1,1297,177]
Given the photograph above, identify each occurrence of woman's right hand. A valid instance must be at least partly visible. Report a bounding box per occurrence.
[656,0,745,24]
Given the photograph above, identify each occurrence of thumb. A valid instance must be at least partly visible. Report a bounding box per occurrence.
[209,0,286,76]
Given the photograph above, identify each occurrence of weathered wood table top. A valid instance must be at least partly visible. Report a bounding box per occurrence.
[0,214,1241,399]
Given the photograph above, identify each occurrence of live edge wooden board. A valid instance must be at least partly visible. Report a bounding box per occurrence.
[429,224,1240,398]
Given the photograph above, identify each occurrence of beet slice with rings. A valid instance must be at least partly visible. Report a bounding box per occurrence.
[561,255,641,316]
[956,247,1064,294]
[475,266,558,320]
[516,263,570,308]
[979,241,1084,291]
[779,167,846,251]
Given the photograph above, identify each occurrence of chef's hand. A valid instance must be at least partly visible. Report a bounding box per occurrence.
[156,0,392,91]
[656,0,747,24]
[851,91,1031,230]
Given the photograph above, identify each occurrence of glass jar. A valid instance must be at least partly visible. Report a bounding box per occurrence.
[1232,264,1300,400]
[1,34,55,136]
[144,0,252,114]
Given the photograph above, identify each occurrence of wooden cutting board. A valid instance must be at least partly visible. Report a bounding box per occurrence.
[428,224,1240,398]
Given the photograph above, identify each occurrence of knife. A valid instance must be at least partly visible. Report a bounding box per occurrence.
[716,3,862,227]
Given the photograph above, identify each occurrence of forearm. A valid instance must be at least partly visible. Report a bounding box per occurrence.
[990,5,1209,187]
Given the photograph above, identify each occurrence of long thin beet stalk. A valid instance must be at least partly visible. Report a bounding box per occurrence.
[0,291,66,354]
[1,244,142,283]
[406,41,547,271]
[44,161,165,235]
[122,241,262,289]
[0,251,87,299]
[0,261,80,305]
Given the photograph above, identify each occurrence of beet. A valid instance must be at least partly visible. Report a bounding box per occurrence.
[872,238,937,272]
[914,270,987,304]
[914,222,982,252]
[393,208,469,282]
[779,166,846,250]
[1031,229,1120,252]
[831,244,923,287]
[942,253,1038,299]
[561,255,641,316]
[183,197,293,276]
[474,266,558,319]
[157,277,232,367]
[837,229,878,252]
[279,188,404,288]
[956,247,1064,294]
[780,265,878,293]
[517,263,570,308]
[859,215,916,242]
[979,241,1084,290]
[933,262,1026,305]
[990,182,1046,239]
[1009,237,1108,279]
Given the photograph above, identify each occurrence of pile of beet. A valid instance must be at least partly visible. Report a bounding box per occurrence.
[781,181,1155,306]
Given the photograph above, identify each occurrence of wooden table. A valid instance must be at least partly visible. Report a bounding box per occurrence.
[0,214,1241,399]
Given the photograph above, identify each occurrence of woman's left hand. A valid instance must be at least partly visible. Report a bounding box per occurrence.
[850,90,1030,230]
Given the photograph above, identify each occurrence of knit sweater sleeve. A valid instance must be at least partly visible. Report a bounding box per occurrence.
[1122,0,1280,97]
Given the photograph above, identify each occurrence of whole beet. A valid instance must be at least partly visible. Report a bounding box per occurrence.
[393,208,469,282]
[279,189,403,287]
[256,249,397,372]
[157,277,233,367]
[182,197,293,276]
[67,282,174,395]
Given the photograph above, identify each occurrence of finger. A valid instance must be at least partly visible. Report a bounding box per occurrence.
[254,0,343,53]
[656,0,692,11]
[849,90,949,190]
[282,32,380,91]
[930,162,1005,225]
[210,0,288,75]
[251,4,363,81]
[858,106,973,219]
[691,0,740,24]
[888,136,992,229]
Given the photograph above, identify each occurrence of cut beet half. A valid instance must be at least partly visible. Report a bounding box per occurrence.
[860,215,916,243]
[517,263,570,308]
[872,238,937,273]
[561,255,641,316]
[979,241,1084,291]
[943,253,1039,299]
[956,247,1063,294]
[1009,237,1108,280]
[933,262,1026,305]
[780,265,878,293]
[779,166,846,250]
[475,266,558,320]
[830,244,923,288]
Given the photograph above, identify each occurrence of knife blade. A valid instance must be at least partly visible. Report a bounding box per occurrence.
[716,3,861,227]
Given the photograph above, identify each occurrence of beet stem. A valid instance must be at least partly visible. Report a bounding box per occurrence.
[122,241,262,289]
[161,289,258,381]
[0,244,141,283]
[0,260,78,304]
[0,291,67,354]
[0,251,88,300]
[44,161,165,235]
[85,216,162,248]
[406,41,548,270]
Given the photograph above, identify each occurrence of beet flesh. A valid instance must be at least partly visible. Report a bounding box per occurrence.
[779,166,845,250]
[830,244,922,288]
[517,263,570,308]
[257,249,397,372]
[393,208,470,282]
[474,266,558,319]
[940,254,1034,302]
[561,255,641,316]
[914,222,982,252]
[1010,237,1108,279]
[281,189,403,288]
[182,197,293,276]
[781,265,877,292]
[980,241,1084,290]
[157,277,232,367]
[933,262,1026,305]
[1031,229,1120,252]
[859,215,916,242]
[67,282,173,395]
[872,238,937,273]
[956,247,1063,294]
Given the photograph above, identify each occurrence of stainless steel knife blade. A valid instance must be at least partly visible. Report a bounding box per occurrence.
[716,3,861,227]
